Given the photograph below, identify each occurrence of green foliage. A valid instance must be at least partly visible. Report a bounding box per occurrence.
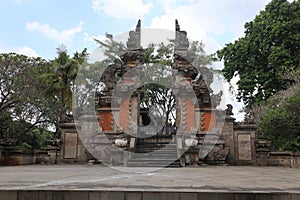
[0,53,56,134]
[217,0,300,106]
[0,111,53,149]
[139,42,177,121]
[94,33,126,65]
[282,136,300,153]
[250,77,300,152]
[0,53,48,113]
[0,47,88,149]
[42,46,88,123]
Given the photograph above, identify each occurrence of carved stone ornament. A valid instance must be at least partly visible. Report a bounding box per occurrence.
[127,19,141,50]
[175,19,189,52]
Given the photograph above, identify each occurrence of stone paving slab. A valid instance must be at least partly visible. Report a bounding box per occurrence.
[0,165,299,199]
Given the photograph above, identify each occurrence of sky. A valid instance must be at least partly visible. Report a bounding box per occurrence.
[0,0,290,120]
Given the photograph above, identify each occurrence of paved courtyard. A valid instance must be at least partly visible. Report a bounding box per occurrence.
[0,165,299,199]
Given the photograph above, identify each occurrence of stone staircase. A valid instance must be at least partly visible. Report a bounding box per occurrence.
[127,137,180,167]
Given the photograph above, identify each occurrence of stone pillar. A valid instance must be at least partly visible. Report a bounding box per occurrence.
[129,95,139,136]
[233,123,257,165]
[255,140,270,166]
[59,122,88,164]
[221,115,236,164]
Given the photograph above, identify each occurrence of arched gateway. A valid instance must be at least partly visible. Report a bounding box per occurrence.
[59,20,257,167]
[95,20,225,167]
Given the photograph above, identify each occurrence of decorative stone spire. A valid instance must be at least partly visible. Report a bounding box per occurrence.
[175,19,189,52]
[127,19,141,50]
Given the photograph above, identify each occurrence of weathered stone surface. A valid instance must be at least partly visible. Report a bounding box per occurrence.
[63,132,78,159]
[237,134,252,161]
[198,193,235,200]
[127,20,141,50]
[235,193,255,200]
[18,191,40,200]
[125,192,142,200]
[0,191,17,200]
[143,192,161,200]
[175,19,189,53]
[0,165,300,200]
[205,145,229,163]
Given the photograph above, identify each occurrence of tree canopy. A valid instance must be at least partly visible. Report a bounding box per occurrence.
[246,70,300,151]
[0,47,88,149]
[217,0,300,106]
[0,53,54,148]
[45,46,88,122]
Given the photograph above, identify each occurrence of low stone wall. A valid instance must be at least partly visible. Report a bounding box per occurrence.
[1,190,299,200]
[267,151,300,168]
[34,150,50,164]
[0,149,36,166]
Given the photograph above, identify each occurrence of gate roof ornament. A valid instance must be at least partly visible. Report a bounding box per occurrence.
[126,19,141,50]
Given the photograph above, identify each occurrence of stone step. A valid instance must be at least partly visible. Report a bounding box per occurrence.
[129,156,178,161]
[136,145,177,148]
[128,158,178,162]
[135,144,177,150]
[128,151,178,158]
[135,150,177,154]
[127,160,180,167]
[137,137,174,144]
[135,146,177,150]
[127,140,180,167]
[135,149,177,152]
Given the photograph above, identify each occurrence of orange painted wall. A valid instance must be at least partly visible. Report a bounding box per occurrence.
[119,99,130,131]
[99,111,113,131]
[184,100,195,131]
[203,111,217,131]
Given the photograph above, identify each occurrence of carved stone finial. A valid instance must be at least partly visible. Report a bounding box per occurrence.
[175,19,180,31]
[127,19,141,50]
[175,19,189,54]
[136,19,141,32]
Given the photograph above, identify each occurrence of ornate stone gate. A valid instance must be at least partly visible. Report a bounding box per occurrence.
[58,20,258,167]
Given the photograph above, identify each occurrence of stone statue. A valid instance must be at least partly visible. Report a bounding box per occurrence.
[211,91,223,107]
[225,104,233,115]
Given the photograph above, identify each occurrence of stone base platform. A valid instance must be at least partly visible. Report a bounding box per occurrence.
[0,165,299,200]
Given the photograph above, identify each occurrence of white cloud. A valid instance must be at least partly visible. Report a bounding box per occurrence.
[92,0,153,19]
[160,0,269,35]
[26,21,84,42]
[0,46,39,57]
[15,46,40,57]
[149,14,220,54]
[84,32,107,43]
[149,0,271,53]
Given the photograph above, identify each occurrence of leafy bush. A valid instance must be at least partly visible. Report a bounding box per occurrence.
[256,94,300,152]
